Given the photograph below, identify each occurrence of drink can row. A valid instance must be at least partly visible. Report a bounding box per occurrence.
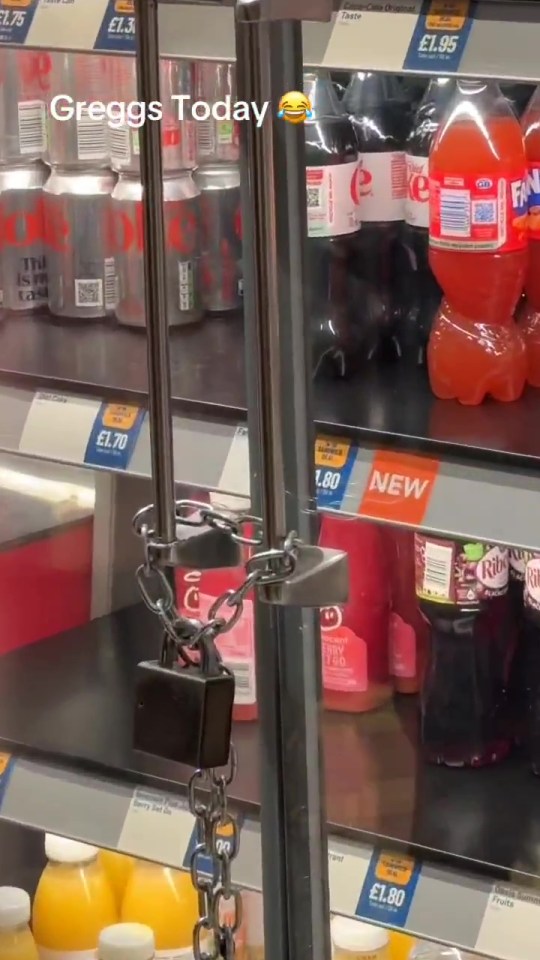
[0,50,51,165]
[195,163,242,313]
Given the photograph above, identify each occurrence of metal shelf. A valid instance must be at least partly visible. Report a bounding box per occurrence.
[2,604,540,960]
[3,0,540,81]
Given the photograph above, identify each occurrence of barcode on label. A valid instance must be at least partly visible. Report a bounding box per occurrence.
[77,107,108,161]
[307,187,323,209]
[75,278,103,308]
[440,188,470,237]
[196,120,215,157]
[227,660,256,705]
[472,199,497,225]
[178,260,195,311]
[104,258,118,310]
[391,152,407,199]
[109,124,132,164]
[422,541,453,599]
[18,100,47,156]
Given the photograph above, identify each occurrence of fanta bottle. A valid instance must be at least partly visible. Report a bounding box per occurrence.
[518,86,540,385]
[428,80,528,404]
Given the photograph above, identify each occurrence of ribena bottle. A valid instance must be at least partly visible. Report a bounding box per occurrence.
[518,86,540,385]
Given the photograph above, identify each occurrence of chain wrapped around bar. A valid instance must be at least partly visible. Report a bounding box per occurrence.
[133,499,299,960]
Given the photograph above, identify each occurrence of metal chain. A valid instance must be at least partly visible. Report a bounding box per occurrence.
[133,499,299,960]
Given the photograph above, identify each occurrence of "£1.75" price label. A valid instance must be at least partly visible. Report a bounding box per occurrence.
[0,0,38,44]
[356,851,421,927]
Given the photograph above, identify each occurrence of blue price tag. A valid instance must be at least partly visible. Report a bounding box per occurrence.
[0,753,15,808]
[0,0,39,45]
[315,437,357,510]
[94,0,136,53]
[183,813,243,875]
[356,850,421,927]
[403,0,476,72]
[84,403,144,470]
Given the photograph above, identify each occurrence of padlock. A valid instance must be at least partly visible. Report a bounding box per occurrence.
[134,659,235,769]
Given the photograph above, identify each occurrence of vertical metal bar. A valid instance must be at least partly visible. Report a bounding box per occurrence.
[236,12,331,960]
[133,0,176,544]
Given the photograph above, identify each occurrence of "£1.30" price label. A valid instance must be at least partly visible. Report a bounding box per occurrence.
[95,0,136,52]
[315,436,357,510]
[356,851,421,927]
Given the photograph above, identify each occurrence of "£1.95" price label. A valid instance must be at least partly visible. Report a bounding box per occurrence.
[315,436,357,511]
[356,851,421,927]
[403,0,474,72]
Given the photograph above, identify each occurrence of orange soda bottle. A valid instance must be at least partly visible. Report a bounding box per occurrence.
[428,80,528,405]
[517,86,540,385]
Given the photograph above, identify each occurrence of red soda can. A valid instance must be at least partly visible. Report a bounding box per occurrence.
[194,163,242,313]
[0,50,51,163]
[0,162,48,313]
[48,53,110,169]
[193,62,239,164]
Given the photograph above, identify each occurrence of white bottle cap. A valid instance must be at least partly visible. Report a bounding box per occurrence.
[0,887,31,928]
[331,917,389,953]
[98,923,155,960]
[45,834,98,864]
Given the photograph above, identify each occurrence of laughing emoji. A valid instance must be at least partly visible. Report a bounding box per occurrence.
[278,91,313,124]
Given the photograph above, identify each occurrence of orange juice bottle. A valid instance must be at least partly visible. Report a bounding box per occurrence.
[0,887,38,960]
[99,850,135,909]
[98,923,155,959]
[121,861,198,957]
[33,834,118,957]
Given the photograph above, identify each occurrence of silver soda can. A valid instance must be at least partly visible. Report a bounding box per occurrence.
[195,163,242,313]
[109,171,202,327]
[43,168,117,320]
[108,57,196,174]
[48,53,109,169]
[193,62,239,164]
[0,162,48,313]
[0,50,51,164]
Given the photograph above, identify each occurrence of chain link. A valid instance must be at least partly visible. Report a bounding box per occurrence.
[133,499,299,960]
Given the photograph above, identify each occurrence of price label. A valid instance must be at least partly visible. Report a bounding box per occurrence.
[356,849,421,926]
[476,883,540,959]
[315,436,357,510]
[183,813,243,875]
[84,402,144,470]
[0,0,37,44]
[403,0,475,71]
[0,752,14,808]
[20,392,102,464]
[119,787,193,867]
[94,0,136,51]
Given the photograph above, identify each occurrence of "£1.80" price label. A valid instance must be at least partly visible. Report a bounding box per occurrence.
[356,851,421,927]
[314,436,357,510]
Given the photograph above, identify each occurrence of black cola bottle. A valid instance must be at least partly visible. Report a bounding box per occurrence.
[303,70,366,378]
[399,78,454,364]
[415,535,513,767]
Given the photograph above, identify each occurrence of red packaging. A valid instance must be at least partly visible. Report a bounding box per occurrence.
[384,526,429,694]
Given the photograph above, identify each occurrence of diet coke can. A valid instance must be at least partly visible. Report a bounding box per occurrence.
[0,162,48,313]
[109,171,202,327]
[193,62,239,164]
[48,53,109,169]
[0,50,51,164]
[195,163,242,313]
[43,168,117,320]
[108,57,196,174]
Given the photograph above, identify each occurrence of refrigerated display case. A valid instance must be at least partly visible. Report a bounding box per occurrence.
[3,1,540,960]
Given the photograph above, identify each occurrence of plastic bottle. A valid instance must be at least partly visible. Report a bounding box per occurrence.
[501,82,534,119]
[410,943,479,960]
[244,891,264,960]
[400,78,454,364]
[121,861,198,957]
[331,916,390,960]
[303,70,366,378]
[343,71,409,360]
[415,535,513,766]
[388,932,416,960]
[319,515,391,713]
[385,527,429,694]
[0,887,38,960]
[428,80,528,404]
[518,86,540,385]
[98,924,155,960]
[521,553,540,774]
[99,850,135,909]
[32,835,117,957]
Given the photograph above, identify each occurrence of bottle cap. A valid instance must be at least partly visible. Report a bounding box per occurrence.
[45,834,98,864]
[0,887,30,928]
[331,917,389,953]
[98,924,155,960]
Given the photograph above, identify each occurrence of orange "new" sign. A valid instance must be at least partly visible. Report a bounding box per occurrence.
[359,450,439,526]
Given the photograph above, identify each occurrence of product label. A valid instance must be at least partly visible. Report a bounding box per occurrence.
[429,168,528,251]
[38,951,96,959]
[199,592,256,705]
[509,548,534,582]
[389,613,416,679]
[415,536,508,605]
[524,554,540,612]
[321,606,367,692]
[306,160,359,237]
[76,108,108,161]
[358,151,406,222]
[18,99,47,155]
[527,161,540,240]
[405,154,429,228]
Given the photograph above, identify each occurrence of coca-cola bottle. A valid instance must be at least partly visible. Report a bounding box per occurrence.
[303,70,366,377]
[343,71,409,359]
[398,78,454,364]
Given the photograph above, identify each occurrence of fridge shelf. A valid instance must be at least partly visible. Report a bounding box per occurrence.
[1,603,540,960]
